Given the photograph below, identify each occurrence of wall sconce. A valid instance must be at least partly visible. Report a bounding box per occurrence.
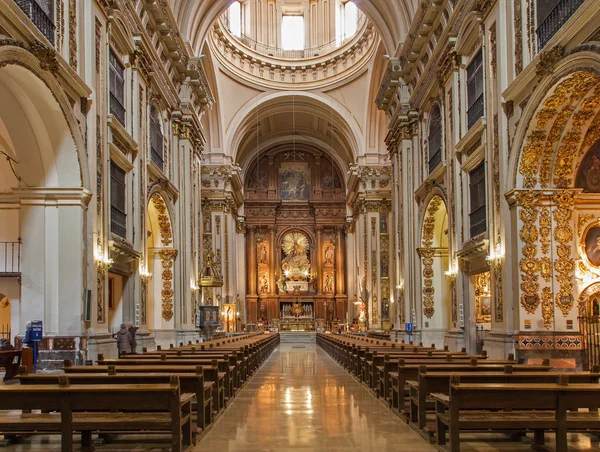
[444,263,458,283]
[190,282,199,294]
[486,246,503,270]
[95,246,113,274]
[140,269,153,285]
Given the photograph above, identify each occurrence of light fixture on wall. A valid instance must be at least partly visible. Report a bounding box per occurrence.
[444,262,458,283]
[95,245,113,274]
[140,268,153,284]
[485,245,503,270]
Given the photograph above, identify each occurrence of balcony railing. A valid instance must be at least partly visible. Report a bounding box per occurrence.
[467,94,484,130]
[110,93,126,127]
[0,240,21,276]
[111,207,127,239]
[150,121,164,172]
[15,0,55,45]
[537,0,585,50]
[221,14,367,60]
[428,150,442,174]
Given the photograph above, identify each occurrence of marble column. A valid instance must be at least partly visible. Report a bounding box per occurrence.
[335,226,345,295]
[247,226,257,296]
[269,226,276,295]
[316,226,323,295]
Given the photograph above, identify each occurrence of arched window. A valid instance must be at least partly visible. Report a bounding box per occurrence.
[150,106,164,171]
[428,105,442,174]
[228,1,242,38]
[282,15,305,50]
[336,1,358,45]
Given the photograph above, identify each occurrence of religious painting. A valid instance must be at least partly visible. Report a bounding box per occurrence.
[380,216,388,233]
[475,271,491,323]
[279,162,311,200]
[380,258,389,278]
[576,142,600,193]
[381,298,390,319]
[585,225,600,268]
[480,296,491,318]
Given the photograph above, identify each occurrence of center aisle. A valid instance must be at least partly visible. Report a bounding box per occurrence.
[196,342,435,451]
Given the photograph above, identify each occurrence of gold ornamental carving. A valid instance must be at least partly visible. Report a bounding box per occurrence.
[541,287,554,329]
[158,249,177,321]
[150,194,173,247]
[519,72,600,189]
[578,214,594,235]
[552,191,575,317]
[68,0,77,70]
[518,191,541,314]
[29,40,59,74]
[421,196,442,319]
[535,45,565,79]
[514,0,523,75]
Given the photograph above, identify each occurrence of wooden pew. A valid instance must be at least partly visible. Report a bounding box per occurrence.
[0,378,194,452]
[408,367,600,436]
[18,369,214,432]
[390,361,551,414]
[0,350,21,381]
[99,357,236,400]
[64,364,226,414]
[434,380,600,452]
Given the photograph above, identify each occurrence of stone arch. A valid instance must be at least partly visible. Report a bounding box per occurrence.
[509,52,600,191]
[226,91,361,168]
[578,282,600,316]
[419,192,451,343]
[0,44,89,189]
[146,192,177,329]
[0,44,91,336]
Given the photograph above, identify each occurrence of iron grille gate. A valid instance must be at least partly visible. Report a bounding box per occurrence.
[579,316,600,370]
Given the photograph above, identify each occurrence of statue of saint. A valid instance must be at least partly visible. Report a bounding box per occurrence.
[324,245,334,264]
[259,244,267,264]
[325,274,334,293]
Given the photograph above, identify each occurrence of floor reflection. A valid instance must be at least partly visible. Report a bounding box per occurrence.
[197,342,435,451]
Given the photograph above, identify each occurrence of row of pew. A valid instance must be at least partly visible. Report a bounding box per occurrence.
[318,333,600,452]
[0,332,280,451]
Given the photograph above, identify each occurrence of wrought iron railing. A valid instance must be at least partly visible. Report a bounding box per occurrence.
[111,207,127,238]
[110,93,126,127]
[0,240,21,276]
[150,121,164,171]
[428,150,442,174]
[467,93,484,130]
[580,315,600,370]
[14,0,55,45]
[221,14,367,60]
[537,0,584,50]
[469,206,487,238]
[0,324,10,343]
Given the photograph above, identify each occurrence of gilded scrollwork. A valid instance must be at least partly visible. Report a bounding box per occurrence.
[541,287,554,329]
[518,190,541,314]
[158,249,177,321]
[150,194,173,247]
[421,196,442,319]
[553,191,575,316]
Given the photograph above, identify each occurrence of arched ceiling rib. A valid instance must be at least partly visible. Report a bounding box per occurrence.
[169,0,417,56]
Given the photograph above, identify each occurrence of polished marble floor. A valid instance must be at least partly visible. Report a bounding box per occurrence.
[198,343,435,451]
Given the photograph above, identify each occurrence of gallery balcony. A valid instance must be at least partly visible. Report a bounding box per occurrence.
[0,240,21,277]
[14,0,55,45]
[537,0,585,50]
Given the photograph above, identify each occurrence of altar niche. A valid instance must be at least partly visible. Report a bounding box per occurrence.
[243,148,347,324]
